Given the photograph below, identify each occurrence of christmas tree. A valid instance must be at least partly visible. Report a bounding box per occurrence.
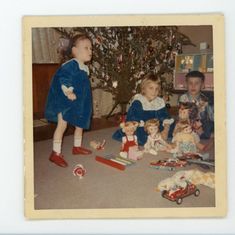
[55,26,195,115]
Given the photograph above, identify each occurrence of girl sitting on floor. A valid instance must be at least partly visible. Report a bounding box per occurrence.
[112,73,174,145]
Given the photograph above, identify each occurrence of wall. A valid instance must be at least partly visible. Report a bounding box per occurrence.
[179,25,213,53]
[169,25,213,106]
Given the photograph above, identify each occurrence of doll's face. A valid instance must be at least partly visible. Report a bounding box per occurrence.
[72,39,92,63]
[143,82,160,101]
[179,108,189,120]
[186,77,204,97]
[183,125,192,134]
[147,125,159,135]
[124,125,137,136]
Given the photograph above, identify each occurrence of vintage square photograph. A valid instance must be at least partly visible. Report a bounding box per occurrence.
[23,14,226,219]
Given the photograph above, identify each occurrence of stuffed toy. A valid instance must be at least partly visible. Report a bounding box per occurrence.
[156,169,215,192]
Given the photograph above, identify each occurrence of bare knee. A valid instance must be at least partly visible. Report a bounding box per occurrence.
[57,113,67,132]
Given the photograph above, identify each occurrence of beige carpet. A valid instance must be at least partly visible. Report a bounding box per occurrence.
[34,127,215,209]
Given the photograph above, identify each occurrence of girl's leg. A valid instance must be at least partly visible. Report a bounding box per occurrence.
[74,126,83,147]
[53,113,67,154]
[72,126,92,154]
[50,113,68,167]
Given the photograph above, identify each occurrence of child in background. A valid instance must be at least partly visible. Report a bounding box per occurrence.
[112,73,174,145]
[45,34,93,168]
[178,71,214,139]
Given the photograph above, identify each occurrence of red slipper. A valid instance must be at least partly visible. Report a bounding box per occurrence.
[72,146,92,155]
[49,151,68,167]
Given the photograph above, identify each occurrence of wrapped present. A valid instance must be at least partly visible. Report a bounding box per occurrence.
[128,146,143,160]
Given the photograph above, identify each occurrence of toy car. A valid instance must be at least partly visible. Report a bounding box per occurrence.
[178,153,203,161]
[150,158,187,171]
[161,182,200,204]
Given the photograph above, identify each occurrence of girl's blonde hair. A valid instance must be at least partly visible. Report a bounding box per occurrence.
[144,119,160,133]
[140,73,161,95]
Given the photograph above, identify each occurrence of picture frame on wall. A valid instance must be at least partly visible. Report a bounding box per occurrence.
[23,14,226,219]
[174,53,214,90]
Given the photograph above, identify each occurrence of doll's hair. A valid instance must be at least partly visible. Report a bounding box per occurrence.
[179,102,199,122]
[185,70,205,82]
[120,121,139,133]
[144,119,160,133]
[140,73,161,95]
[65,34,91,58]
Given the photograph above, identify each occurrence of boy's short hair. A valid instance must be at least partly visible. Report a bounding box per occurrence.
[185,70,205,82]
[140,73,161,95]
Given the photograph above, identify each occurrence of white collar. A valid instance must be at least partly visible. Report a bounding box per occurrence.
[132,94,165,111]
[63,58,90,75]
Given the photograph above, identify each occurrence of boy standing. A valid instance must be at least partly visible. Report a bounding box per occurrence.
[179,71,214,139]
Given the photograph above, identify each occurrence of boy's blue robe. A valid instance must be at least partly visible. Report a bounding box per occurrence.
[45,60,92,129]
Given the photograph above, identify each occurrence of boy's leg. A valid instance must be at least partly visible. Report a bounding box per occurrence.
[72,126,92,155]
[49,113,68,167]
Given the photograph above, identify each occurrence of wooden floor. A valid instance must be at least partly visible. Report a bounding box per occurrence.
[33,116,119,142]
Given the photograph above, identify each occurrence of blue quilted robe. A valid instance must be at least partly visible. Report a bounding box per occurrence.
[45,59,92,129]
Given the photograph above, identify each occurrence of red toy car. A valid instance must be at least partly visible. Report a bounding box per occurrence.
[178,153,202,161]
[161,182,200,204]
[150,158,187,171]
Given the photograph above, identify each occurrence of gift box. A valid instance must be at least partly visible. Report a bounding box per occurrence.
[128,146,143,160]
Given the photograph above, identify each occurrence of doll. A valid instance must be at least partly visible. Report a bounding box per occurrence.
[144,119,173,155]
[119,121,143,159]
[172,124,205,156]
[173,102,198,137]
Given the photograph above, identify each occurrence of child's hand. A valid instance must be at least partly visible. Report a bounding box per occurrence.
[67,92,77,101]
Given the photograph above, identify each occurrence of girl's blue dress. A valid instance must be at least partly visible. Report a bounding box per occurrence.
[45,59,92,129]
[112,94,174,145]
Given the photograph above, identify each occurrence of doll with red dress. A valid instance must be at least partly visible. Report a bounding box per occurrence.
[119,121,143,160]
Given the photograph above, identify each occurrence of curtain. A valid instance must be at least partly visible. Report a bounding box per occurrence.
[32,28,120,117]
[32,28,61,63]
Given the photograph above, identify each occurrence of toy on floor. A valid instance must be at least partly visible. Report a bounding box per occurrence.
[119,121,143,159]
[128,146,143,160]
[156,169,215,193]
[73,164,86,179]
[95,154,136,171]
[144,119,173,155]
[173,102,198,136]
[178,152,209,160]
[172,124,207,157]
[90,139,106,150]
[150,158,187,171]
[187,158,215,169]
[161,181,200,205]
